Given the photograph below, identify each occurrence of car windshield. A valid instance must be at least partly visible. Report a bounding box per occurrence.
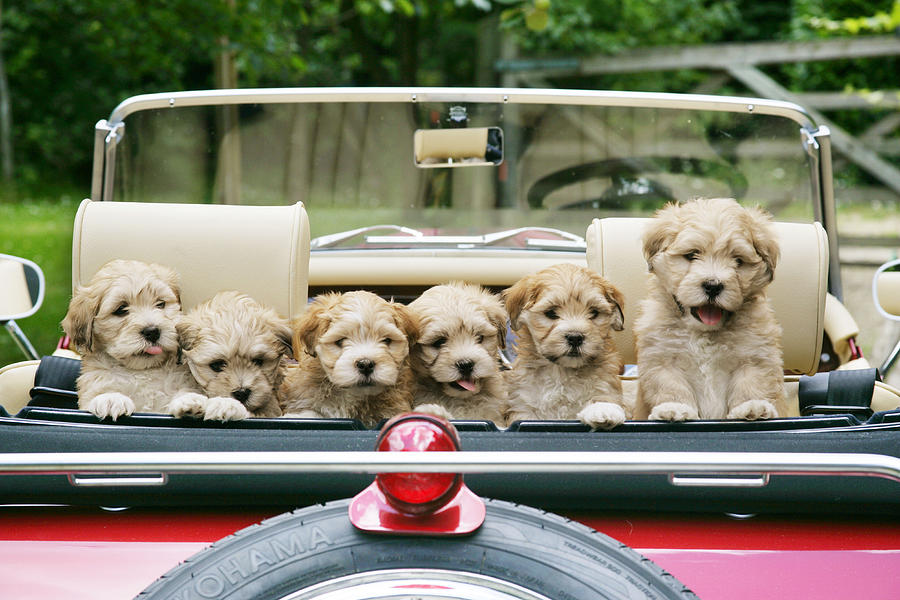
[110,90,816,250]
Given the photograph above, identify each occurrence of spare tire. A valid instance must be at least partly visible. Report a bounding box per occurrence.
[138,499,697,600]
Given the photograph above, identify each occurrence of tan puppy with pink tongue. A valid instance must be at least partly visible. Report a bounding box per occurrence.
[62,259,203,420]
[635,198,787,422]
[408,282,508,424]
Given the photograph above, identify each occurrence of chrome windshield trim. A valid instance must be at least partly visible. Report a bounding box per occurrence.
[813,125,842,298]
[91,120,110,202]
[1,451,898,482]
[107,87,816,129]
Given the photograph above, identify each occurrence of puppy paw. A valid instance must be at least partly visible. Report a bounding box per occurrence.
[84,393,135,421]
[649,402,699,422]
[203,397,251,421]
[413,403,454,421]
[728,400,777,420]
[168,393,208,419]
[577,402,626,430]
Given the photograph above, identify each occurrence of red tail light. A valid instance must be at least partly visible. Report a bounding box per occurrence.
[375,414,462,515]
[349,413,486,535]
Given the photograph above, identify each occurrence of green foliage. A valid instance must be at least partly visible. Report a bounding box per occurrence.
[4,0,230,186]
[499,0,741,53]
[781,0,900,189]
[2,0,500,186]
[1,0,897,191]
[804,0,900,33]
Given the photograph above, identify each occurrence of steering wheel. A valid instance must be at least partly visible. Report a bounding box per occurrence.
[526,156,749,210]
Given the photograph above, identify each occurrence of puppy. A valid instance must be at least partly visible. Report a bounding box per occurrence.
[171,291,292,421]
[635,197,787,421]
[503,263,629,429]
[279,291,418,427]
[408,282,508,423]
[62,259,202,420]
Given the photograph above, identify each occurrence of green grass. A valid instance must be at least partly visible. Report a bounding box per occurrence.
[0,193,82,365]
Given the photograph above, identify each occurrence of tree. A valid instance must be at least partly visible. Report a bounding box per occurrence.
[0,0,12,188]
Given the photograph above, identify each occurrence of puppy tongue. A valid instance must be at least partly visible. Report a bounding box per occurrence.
[456,379,477,391]
[697,305,723,326]
[145,345,163,355]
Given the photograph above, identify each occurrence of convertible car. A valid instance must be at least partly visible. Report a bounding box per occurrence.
[1,88,900,599]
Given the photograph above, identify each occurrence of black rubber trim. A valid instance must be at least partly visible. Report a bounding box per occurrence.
[799,368,879,418]
[2,413,900,513]
[30,355,80,393]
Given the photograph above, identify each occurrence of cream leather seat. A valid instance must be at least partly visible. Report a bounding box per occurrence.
[585,217,829,417]
[72,199,310,318]
[0,199,310,415]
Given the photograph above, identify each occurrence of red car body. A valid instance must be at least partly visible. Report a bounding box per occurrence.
[3,507,900,599]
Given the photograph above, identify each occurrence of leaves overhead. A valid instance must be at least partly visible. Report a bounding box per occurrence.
[2,0,897,188]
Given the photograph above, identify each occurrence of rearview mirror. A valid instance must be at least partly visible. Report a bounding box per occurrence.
[414,127,503,167]
[873,258,900,320]
[0,254,45,322]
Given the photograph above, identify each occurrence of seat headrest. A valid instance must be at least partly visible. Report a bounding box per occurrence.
[586,217,828,375]
[71,200,310,320]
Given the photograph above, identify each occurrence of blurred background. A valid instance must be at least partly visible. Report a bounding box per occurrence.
[0,0,898,376]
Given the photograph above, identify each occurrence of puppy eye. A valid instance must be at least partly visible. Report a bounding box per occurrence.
[734,257,744,267]
[589,308,600,319]
[112,304,128,317]
[382,338,392,346]
[544,309,559,320]
[209,360,227,373]
[683,250,699,261]
[335,338,346,348]
[431,337,447,348]
[252,357,265,367]
[476,334,484,344]
[155,300,166,309]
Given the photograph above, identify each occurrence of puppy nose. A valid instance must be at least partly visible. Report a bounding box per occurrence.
[455,359,475,376]
[232,388,251,403]
[356,358,375,376]
[702,280,724,298]
[565,333,584,348]
[141,326,161,343]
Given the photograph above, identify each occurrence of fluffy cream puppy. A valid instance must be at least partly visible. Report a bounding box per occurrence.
[279,291,418,427]
[407,282,508,423]
[503,263,629,429]
[171,291,291,421]
[635,197,787,421]
[62,259,202,420]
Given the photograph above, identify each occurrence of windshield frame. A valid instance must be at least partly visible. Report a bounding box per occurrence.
[90,87,839,294]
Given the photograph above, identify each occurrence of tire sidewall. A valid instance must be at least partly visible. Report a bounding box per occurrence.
[139,499,694,600]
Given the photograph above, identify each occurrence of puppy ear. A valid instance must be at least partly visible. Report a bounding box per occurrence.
[149,263,182,305]
[61,285,98,353]
[273,318,294,358]
[502,274,538,330]
[746,206,780,282]
[642,203,681,269]
[604,284,626,332]
[482,292,509,349]
[293,294,338,358]
[176,318,201,352]
[293,308,325,358]
[391,302,420,347]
